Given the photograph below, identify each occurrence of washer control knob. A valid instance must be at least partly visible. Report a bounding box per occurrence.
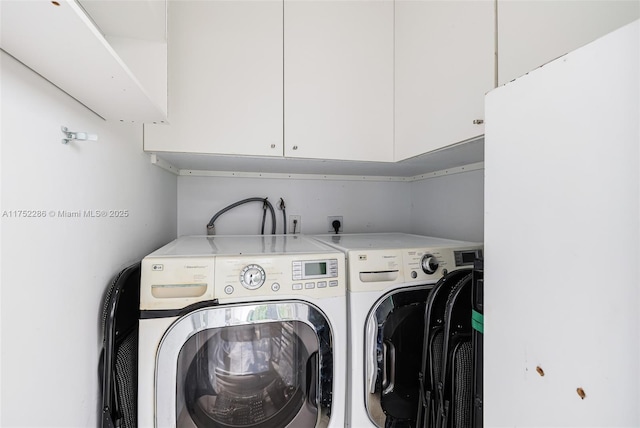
[240,264,266,290]
[421,254,439,275]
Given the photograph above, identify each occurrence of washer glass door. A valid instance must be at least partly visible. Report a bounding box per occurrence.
[364,286,432,427]
[156,302,333,428]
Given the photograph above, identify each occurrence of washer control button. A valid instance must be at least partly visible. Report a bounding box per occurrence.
[271,282,280,292]
[292,283,303,290]
[329,280,339,287]
[421,254,439,275]
[317,281,327,288]
[224,285,234,294]
[305,282,315,289]
[292,261,302,280]
[240,264,266,289]
[411,271,418,279]
[329,259,339,277]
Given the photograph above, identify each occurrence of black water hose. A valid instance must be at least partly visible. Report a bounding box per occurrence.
[279,198,287,235]
[266,199,276,234]
[261,199,276,235]
[206,197,276,235]
[261,204,268,235]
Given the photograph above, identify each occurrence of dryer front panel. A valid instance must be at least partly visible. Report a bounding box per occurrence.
[155,302,335,428]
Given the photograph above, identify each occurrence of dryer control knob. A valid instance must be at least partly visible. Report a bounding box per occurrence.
[240,264,266,290]
[421,254,439,275]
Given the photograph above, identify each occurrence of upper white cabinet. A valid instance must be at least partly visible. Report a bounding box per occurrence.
[78,0,169,117]
[140,0,639,169]
[284,0,394,162]
[144,0,284,157]
[394,0,494,161]
[498,0,640,85]
[0,0,167,123]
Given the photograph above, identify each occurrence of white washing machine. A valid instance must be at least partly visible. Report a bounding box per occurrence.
[312,233,482,428]
[137,235,347,428]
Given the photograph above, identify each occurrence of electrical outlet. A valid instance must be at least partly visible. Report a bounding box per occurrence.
[327,216,343,233]
[289,215,301,234]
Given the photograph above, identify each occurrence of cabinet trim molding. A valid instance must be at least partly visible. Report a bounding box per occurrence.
[150,155,483,182]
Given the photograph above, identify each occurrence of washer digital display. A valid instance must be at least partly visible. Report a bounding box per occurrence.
[292,259,338,280]
[454,249,483,266]
[305,262,327,276]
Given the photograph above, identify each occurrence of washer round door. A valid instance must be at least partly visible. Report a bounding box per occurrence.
[364,286,432,428]
[155,302,334,428]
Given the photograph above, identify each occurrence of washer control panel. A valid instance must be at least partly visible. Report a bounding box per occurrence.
[347,245,483,292]
[214,253,345,300]
[405,247,483,282]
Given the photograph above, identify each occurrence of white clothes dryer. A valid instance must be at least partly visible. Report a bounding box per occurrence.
[137,235,347,428]
[312,233,482,428]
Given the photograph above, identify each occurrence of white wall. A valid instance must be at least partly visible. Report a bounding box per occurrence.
[0,52,177,427]
[177,176,412,236]
[409,169,484,242]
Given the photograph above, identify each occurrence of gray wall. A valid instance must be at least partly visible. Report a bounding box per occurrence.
[410,169,484,242]
[176,169,484,243]
[177,176,412,236]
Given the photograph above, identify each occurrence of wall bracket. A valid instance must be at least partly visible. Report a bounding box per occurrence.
[61,126,98,144]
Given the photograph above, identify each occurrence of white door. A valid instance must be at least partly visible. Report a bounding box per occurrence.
[144,0,283,157]
[395,0,494,161]
[284,0,394,162]
[485,21,639,427]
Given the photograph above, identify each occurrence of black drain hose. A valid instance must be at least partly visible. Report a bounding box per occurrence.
[206,197,276,235]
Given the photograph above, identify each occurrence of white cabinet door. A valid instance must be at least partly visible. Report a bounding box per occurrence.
[284,0,394,162]
[395,0,494,161]
[485,21,639,427]
[144,0,283,157]
[0,0,167,123]
[498,0,639,85]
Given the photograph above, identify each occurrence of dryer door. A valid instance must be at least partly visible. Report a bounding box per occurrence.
[364,286,432,427]
[156,302,334,428]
